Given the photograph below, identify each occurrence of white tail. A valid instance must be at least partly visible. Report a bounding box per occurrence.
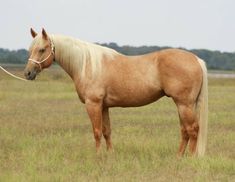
[195,58,208,156]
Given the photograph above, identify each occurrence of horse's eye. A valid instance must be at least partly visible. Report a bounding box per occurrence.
[39,48,45,53]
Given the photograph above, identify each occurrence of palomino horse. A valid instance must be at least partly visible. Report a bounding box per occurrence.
[24,28,208,157]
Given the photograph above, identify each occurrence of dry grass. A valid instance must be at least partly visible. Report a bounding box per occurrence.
[0,66,235,181]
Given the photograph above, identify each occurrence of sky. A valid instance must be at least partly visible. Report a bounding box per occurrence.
[0,0,234,52]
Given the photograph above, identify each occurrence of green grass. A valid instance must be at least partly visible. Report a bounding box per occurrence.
[0,67,235,181]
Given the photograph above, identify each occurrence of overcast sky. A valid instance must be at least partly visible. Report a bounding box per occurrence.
[0,0,234,52]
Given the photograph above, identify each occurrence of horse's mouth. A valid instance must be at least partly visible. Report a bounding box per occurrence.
[24,70,37,80]
[27,75,36,80]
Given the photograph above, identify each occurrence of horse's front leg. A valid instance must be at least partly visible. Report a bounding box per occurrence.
[85,99,103,152]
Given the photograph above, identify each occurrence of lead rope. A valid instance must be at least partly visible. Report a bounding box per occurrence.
[0,65,28,81]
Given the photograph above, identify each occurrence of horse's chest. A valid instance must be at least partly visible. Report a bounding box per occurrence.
[75,84,86,104]
[77,90,86,103]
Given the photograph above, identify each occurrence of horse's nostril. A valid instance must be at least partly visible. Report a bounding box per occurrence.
[27,71,31,76]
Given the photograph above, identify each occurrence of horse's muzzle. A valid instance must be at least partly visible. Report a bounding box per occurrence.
[24,70,37,80]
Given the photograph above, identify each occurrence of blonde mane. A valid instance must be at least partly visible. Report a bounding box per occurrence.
[49,35,119,79]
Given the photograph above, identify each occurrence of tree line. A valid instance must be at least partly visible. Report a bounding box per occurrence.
[0,44,235,70]
[0,48,28,64]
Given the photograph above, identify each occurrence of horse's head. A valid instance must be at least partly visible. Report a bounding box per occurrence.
[24,28,55,80]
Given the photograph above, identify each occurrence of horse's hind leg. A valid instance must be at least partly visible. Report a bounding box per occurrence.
[102,108,113,150]
[178,123,189,156]
[176,103,199,156]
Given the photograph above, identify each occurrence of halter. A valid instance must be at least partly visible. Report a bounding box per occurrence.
[28,39,55,70]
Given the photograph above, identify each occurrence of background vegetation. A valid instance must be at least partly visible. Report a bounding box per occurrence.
[0,67,234,181]
[1,43,235,70]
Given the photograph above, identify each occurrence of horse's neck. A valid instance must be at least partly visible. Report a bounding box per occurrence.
[51,35,120,82]
[51,35,82,80]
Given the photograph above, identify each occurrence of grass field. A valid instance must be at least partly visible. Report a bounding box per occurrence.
[0,66,235,181]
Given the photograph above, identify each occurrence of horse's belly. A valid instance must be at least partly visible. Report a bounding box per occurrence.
[104,86,164,107]
[103,60,163,107]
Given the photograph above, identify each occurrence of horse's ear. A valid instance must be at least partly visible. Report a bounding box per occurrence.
[42,28,48,40]
[30,28,37,38]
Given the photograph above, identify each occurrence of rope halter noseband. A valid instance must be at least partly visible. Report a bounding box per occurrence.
[28,38,55,70]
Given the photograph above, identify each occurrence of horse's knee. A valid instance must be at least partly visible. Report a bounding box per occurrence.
[181,127,189,140]
[103,132,110,139]
[103,128,111,140]
[94,129,102,141]
[102,128,112,150]
[102,123,111,137]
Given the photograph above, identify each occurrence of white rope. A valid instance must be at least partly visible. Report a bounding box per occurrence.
[28,38,55,70]
[0,37,55,82]
[0,65,28,81]
[29,51,54,70]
